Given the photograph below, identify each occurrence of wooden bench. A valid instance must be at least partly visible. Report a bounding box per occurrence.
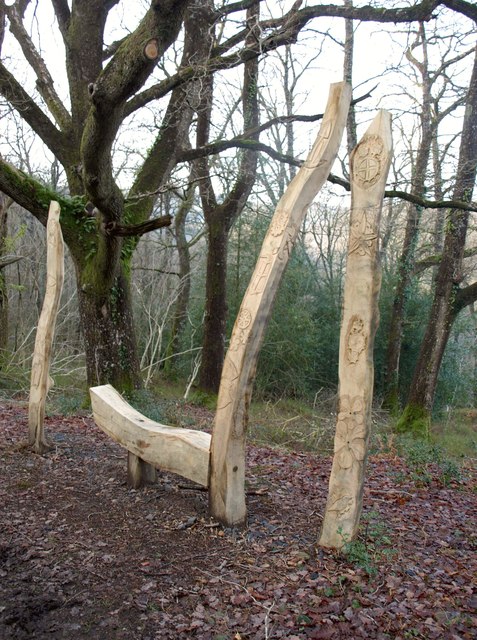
[90,384,211,488]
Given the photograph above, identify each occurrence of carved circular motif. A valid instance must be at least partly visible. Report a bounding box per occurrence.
[354,135,384,189]
[237,308,252,329]
[356,156,380,186]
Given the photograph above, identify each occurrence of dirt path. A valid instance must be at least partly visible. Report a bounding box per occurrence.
[1,402,476,639]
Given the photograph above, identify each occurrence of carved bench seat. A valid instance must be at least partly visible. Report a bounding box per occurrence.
[90,384,211,487]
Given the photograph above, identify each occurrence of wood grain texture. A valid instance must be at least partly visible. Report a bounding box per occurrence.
[28,201,64,453]
[209,82,352,526]
[90,384,211,487]
[319,110,393,548]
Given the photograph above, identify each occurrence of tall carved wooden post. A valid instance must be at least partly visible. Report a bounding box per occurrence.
[29,201,64,453]
[209,82,352,526]
[319,110,392,548]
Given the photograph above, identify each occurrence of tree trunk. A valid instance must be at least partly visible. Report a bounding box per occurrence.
[199,221,228,393]
[0,194,8,351]
[397,46,477,436]
[343,0,358,156]
[164,179,196,372]
[197,2,260,394]
[382,207,423,413]
[77,266,142,392]
[382,23,433,414]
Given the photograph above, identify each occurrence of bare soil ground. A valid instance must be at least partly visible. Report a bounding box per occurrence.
[1,401,476,639]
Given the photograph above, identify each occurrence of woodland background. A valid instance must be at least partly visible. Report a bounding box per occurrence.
[0,0,475,428]
[0,3,476,638]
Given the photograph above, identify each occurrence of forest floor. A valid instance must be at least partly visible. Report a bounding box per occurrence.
[0,400,476,640]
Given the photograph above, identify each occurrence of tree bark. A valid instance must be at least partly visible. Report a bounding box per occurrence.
[198,2,260,394]
[343,0,358,156]
[200,221,229,393]
[0,193,8,352]
[77,267,142,391]
[382,23,434,413]
[397,45,477,435]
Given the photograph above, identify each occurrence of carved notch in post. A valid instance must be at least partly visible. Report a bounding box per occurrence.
[28,201,64,453]
[319,110,392,549]
[209,82,352,527]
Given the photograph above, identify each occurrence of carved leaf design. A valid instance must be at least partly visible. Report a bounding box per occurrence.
[335,395,366,469]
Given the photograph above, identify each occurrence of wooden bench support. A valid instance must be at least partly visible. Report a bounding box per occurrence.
[127,451,157,489]
[90,384,211,487]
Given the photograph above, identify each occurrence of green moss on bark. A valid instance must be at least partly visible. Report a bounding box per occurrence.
[395,403,430,439]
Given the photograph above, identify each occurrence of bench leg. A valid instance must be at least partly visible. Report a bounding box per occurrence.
[127,451,157,488]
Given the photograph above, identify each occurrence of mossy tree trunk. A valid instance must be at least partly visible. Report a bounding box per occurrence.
[200,219,230,393]
[0,0,190,391]
[77,266,142,391]
[0,193,10,352]
[397,47,477,436]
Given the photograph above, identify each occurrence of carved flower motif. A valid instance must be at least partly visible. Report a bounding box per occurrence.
[335,395,366,469]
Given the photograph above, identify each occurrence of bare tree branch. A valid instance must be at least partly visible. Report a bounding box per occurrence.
[414,246,477,275]
[0,63,69,160]
[124,0,444,116]
[81,0,189,221]
[6,2,71,130]
[443,0,477,22]
[454,281,477,314]
[0,254,23,269]
[105,214,173,237]
[180,132,477,213]
[50,0,71,39]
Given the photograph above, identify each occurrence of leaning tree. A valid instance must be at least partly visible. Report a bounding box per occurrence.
[0,0,476,393]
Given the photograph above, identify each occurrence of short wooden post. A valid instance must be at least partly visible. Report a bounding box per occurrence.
[209,82,352,526]
[28,201,64,453]
[127,452,157,488]
[319,110,392,548]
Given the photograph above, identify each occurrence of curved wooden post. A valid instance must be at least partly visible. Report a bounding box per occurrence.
[319,110,392,548]
[209,82,352,526]
[29,201,64,453]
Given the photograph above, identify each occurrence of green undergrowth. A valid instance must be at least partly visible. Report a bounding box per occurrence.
[1,370,475,471]
[186,389,218,411]
[396,435,463,486]
[46,373,90,414]
[431,408,477,459]
[339,511,396,577]
[125,388,166,424]
[248,393,337,453]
